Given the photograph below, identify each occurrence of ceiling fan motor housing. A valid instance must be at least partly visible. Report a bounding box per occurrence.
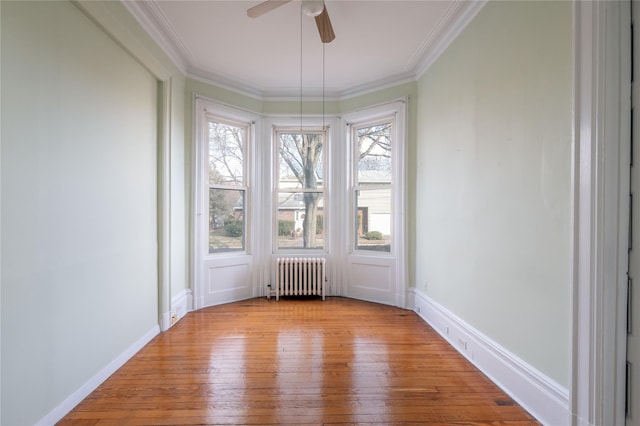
[302,0,324,17]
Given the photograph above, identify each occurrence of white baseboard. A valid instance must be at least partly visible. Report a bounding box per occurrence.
[170,288,192,326]
[160,289,193,331]
[405,286,416,310]
[160,310,172,331]
[411,288,570,426]
[36,324,160,426]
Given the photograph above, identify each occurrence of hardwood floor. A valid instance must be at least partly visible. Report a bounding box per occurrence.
[58,297,538,425]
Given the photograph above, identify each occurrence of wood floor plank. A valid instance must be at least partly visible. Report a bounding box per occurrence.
[58,297,539,425]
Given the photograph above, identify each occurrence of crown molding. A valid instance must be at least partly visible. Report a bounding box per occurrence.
[187,68,266,100]
[189,66,344,101]
[121,0,486,100]
[406,0,462,71]
[336,72,417,100]
[190,66,416,101]
[413,0,488,79]
[121,0,192,75]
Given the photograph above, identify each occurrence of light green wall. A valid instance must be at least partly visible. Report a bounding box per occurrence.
[415,0,572,386]
[97,0,189,303]
[0,0,573,422]
[83,1,189,303]
[0,1,187,424]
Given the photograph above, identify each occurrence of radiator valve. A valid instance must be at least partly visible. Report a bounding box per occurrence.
[266,284,273,299]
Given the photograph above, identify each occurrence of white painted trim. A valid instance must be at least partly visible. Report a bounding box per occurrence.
[571,1,599,423]
[342,99,408,308]
[328,115,348,297]
[160,311,171,332]
[158,78,172,332]
[192,98,261,309]
[36,325,160,426]
[189,59,409,102]
[190,60,410,101]
[171,288,193,326]
[571,1,630,425]
[394,98,407,308]
[330,74,416,101]
[412,288,570,426]
[405,287,415,312]
[191,93,204,310]
[120,0,190,75]
[188,71,266,102]
[412,0,487,80]
[601,2,630,424]
[0,0,4,421]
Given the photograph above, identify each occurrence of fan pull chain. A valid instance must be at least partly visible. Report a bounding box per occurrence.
[300,1,304,139]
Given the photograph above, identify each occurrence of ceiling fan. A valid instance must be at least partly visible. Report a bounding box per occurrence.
[247,0,336,43]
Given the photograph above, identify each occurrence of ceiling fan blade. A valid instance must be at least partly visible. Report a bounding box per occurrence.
[315,5,335,43]
[247,0,292,18]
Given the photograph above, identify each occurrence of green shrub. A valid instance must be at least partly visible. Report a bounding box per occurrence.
[363,230,383,240]
[278,220,295,236]
[224,219,243,237]
[316,215,324,234]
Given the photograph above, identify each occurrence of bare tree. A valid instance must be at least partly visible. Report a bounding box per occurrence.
[208,121,245,243]
[209,121,244,185]
[357,124,391,176]
[279,133,323,247]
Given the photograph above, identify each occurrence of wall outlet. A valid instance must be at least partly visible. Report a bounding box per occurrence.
[171,314,178,325]
[458,338,468,350]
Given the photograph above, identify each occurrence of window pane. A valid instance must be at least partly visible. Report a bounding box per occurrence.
[209,188,244,253]
[356,188,391,252]
[278,133,324,189]
[209,121,245,186]
[357,123,391,183]
[277,192,324,250]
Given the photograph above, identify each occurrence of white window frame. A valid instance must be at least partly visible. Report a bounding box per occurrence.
[345,102,406,259]
[193,97,260,309]
[206,114,251,254]
[272,123,329,254]
[342,99,407,307]
[351,116,396,255]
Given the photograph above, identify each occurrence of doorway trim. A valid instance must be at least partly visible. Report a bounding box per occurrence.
[572,1,630,425]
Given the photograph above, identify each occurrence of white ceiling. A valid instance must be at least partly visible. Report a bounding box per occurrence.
[123,0,485,99]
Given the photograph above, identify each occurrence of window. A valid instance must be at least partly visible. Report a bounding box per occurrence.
[275,129,325,250]
[353,120,393,252]
[207,117,249,253]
